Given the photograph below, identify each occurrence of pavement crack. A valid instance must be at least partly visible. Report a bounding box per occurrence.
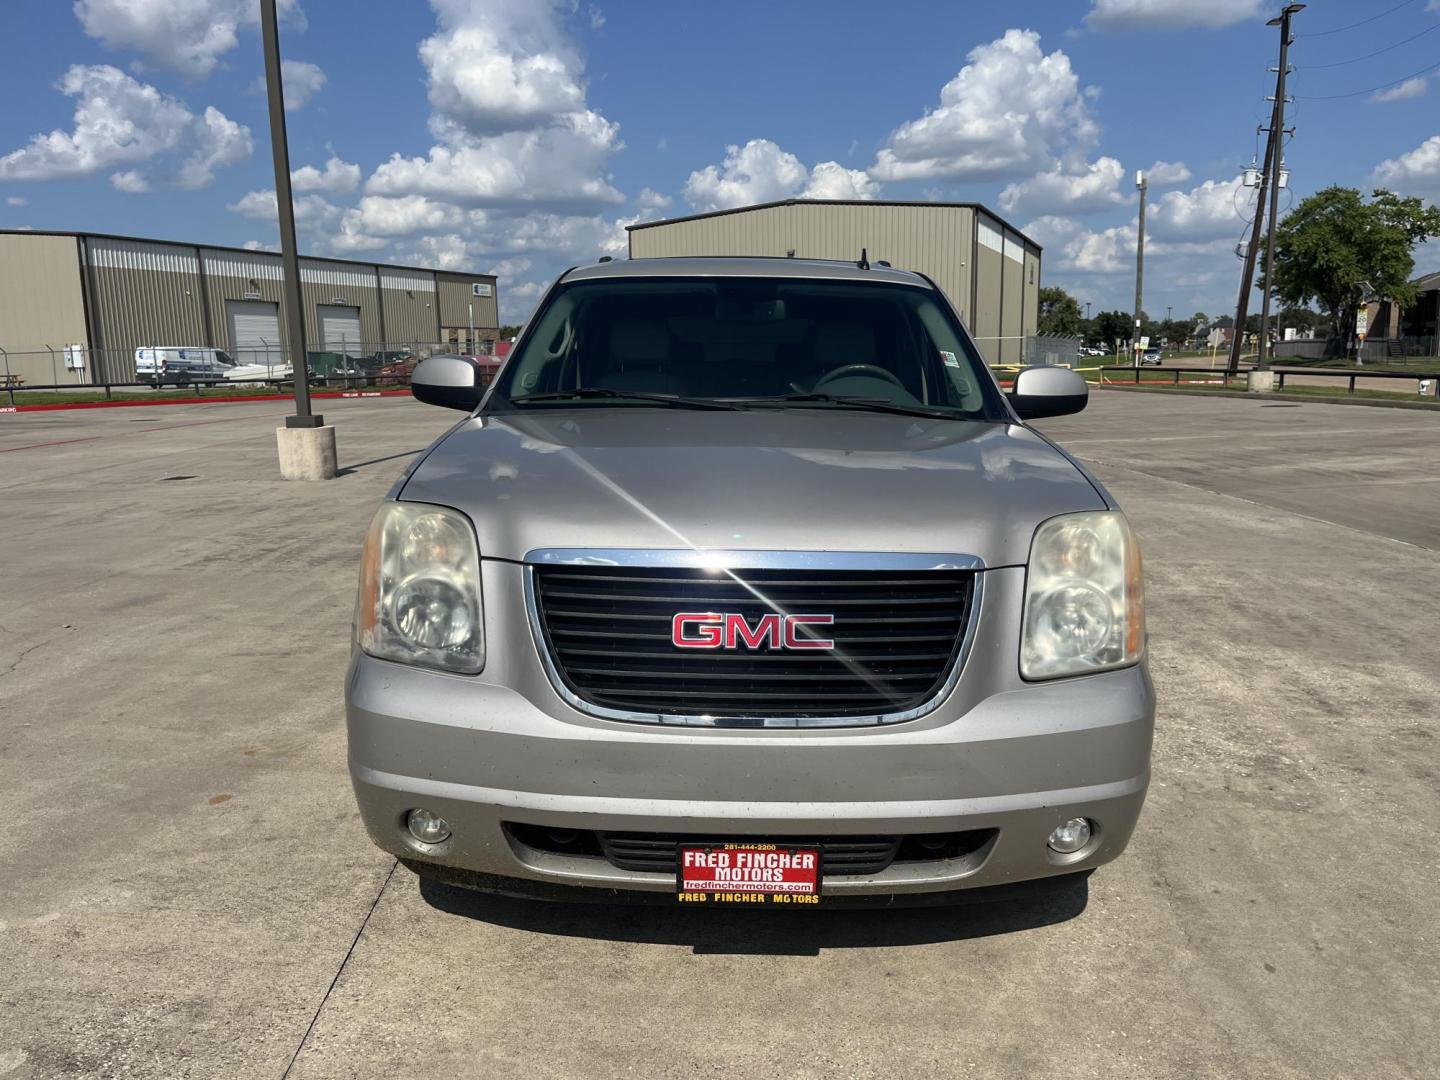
[1,638,51,679]
[280,858,398,1079]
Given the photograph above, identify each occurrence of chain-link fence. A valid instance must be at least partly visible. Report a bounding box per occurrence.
[1023,335,1084,368]
[0,341,495,392]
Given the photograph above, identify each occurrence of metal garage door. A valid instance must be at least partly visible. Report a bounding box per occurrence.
[226,300,281,369]
[317,305,362,356]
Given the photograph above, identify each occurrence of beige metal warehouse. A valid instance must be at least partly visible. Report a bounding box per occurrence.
[627,199,1041,365]
[0,230,500,386]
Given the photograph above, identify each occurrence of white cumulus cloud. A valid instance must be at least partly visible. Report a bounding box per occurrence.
[6,196,26,207]
[684,139,879,212]
[870,30,1097,183]
[1370,78,1428,104]
[802,161,880,201]
[280,60,326,110]
[0,65,250,189]
[635,186,672,213]
[421,0,586,137]
[290,156,361,195]
[109,169,149,193]
[366,112,624,210]
[1146,160,1191,186]
[1147,175,1248,242]
[1085,0,1264,30]
[1373,135,1440,197]
[999,156,1132,217]
[74,0,305,78]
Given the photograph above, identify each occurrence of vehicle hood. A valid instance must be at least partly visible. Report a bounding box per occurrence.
[399,409,1107,568]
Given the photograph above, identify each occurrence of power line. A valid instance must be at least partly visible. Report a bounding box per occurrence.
[1294,57,1440,99]
[1298,0,1421,37]
[1297,20,1440,68]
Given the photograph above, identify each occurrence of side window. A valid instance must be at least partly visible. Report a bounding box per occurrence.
[912,298,984,412]
[506,294,575,394]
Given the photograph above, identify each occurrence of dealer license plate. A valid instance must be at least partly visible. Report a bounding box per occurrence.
[677,842,822,906]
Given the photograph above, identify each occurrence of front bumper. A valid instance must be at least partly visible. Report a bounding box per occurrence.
[346,563,1154,900]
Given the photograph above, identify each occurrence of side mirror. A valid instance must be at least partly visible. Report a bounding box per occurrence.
[1008,366,1088,420]
[412,354,487,411]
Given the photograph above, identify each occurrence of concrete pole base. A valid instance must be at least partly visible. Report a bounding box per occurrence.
[276,425,338,480]
[1247,370,1276,393]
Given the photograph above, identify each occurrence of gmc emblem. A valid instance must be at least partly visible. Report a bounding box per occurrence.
[671,612,835,650]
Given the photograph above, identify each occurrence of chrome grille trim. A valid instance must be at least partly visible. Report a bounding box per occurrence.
[522,548,985,729]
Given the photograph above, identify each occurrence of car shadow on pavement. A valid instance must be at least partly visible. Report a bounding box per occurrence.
[336,448,425,475]
[417,874,1089,955]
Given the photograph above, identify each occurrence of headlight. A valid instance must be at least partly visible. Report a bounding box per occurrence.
[356,502,483,674]
[1021,510,1143,680]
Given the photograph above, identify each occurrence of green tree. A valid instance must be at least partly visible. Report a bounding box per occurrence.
[1267,186,1440,341]
[1091,310,1131,347]
[498,324,524,339]
[1037,286,1084,337]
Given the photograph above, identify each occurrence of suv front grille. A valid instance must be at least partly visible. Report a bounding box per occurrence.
[529,563,975,722]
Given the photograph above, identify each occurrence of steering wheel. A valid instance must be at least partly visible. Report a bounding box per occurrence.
[811,363,908,392]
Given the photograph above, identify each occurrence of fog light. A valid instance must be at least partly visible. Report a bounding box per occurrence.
[406,808,451,844]
[1047,817,1092,854]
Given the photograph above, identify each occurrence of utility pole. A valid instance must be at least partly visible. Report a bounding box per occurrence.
[1228,4,1303,374]
[1257,3,1301,370]
[1133,170,1147,368]
[263,0,335,478]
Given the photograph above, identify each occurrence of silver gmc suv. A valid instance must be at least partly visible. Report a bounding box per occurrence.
[347,256,1153,907]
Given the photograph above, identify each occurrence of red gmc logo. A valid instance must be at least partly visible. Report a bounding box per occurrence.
[671,612,836,650]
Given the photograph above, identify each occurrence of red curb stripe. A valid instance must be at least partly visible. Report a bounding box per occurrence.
[3,388,411,413]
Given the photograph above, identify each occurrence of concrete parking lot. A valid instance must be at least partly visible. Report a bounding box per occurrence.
[1,392,1436,1079]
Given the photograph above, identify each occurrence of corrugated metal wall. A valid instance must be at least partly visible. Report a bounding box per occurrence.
[1022,245,1041,346]
[629,203,975,321]
[88,237,208,358]
[298,259,383,347]
[0,234,89,385]
[1,234,505,380]
[1000,229,1026,365]
[380,268,441,345]
[436,272,500,336]
[973,217,1004,364]
[202,248,283,362]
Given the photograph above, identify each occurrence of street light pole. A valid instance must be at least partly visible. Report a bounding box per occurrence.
[261,0,320,430]
[1133,170,1147,368]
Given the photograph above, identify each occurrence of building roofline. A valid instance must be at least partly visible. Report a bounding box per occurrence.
[624,198,1041,251]
[0,228,497,280]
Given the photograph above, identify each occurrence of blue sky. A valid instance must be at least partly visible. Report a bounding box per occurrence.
[3,0,1439,323]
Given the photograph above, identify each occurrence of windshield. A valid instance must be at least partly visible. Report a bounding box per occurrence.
[486,276,1005,420]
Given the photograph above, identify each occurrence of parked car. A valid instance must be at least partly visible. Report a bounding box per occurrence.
[346,256,1153,906]
[1140,350,1163,366]
[134,347,236,387]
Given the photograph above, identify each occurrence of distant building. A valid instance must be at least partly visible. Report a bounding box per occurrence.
[1364,271,1440,353]
[0,229,500,386]
[627,199,1042,365]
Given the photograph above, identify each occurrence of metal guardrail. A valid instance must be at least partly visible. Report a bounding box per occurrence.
[1097,365,1439,395]
[1273,368,1439,394]
[1098,366,1252,389]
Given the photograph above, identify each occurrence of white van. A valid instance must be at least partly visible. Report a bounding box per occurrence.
[134,347,237,387]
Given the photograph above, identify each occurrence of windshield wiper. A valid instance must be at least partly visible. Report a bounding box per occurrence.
[508,388,742,411]
[735,393,965,421]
